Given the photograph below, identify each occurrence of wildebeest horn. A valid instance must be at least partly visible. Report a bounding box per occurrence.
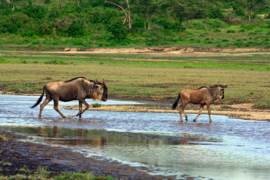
[221,84,228,88]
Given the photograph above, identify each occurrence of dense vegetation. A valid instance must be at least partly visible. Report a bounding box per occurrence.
[0,0,270,48]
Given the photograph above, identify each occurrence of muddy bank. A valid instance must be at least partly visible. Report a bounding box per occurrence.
[0,131,179,179]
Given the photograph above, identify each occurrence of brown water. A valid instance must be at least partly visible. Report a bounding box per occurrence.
[0,95,270,180]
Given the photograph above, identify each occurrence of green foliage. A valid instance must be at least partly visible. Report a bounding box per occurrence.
[208,7,225,20]
[226,29,236,33]
[67,20,85,37]
[107,21,128,41]
[21,30,36,37]
[205,19,227,28]
[22,5,47,19]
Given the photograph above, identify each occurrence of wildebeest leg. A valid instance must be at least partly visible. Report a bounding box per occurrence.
[193,104,204,122]
[39,97,52,118]
[183,111,188,121]
[76,101,83,119]
[76,99,90,118]
[53,99,66,118]
[206,103,212,123]
[178,102,188,122]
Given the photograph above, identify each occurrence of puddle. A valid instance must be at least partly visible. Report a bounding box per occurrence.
[0,95,270,180]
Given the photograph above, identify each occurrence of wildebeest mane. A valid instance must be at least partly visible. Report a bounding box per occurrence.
[198,86,208,89]
[65,77,87,82]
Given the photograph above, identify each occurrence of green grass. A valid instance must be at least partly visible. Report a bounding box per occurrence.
[0,166,115,180]
[1,52,270,71]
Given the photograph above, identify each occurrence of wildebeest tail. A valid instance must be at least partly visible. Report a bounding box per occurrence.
[172,93,181,110]
[31,86,45,108]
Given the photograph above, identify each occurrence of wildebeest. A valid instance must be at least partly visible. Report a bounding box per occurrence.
[172,84,227,123]
[31,77,108,119]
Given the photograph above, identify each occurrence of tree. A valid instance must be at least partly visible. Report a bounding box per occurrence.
[135,0,163,31]
[231,0,270,23]
[104,0,133,29]
[169,0,207,40]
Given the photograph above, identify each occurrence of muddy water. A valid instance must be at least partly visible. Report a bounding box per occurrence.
[0,95,270,180]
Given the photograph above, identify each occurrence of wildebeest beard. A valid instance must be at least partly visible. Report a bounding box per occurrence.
[92,92,103,101]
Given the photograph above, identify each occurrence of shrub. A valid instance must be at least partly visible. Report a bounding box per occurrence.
[48,8,60,19]
[213,28,221,32]
[188,20,206,30]
[226,30,235,33]
[205,19,227,29]
[0,14,30,34]
[238,29,245,32]
[21,30,36,37]
[107,21,128,41]
[67,20,85,37]
[22,5,47,19]
[208,7,225,20]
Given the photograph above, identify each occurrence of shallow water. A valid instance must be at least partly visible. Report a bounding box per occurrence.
[0,95,269,180]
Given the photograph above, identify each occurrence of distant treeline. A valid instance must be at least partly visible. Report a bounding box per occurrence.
[0,0,269,42]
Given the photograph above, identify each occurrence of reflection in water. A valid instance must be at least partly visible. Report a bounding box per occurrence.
[38,126,106,153]
[1,125,270,180]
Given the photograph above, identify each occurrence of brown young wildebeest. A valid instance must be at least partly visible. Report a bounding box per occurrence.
[31,77,108,119]
[172,84,227,123]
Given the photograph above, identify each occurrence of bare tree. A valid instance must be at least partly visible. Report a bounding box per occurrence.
[105,0,133,29]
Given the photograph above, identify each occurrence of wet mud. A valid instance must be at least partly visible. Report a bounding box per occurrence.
[0,130,194,180]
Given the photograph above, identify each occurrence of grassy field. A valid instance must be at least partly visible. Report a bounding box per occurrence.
[0,50,270,107]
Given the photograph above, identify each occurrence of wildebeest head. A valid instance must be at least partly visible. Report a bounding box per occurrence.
[93,79,108,101]
[210,84,228,100]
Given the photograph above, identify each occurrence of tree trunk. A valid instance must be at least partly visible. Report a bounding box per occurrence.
[126,0,132,29]
[179,16,183,40]
[183,20,191,40]
[144,16,147,32]
[148,16,152,31]
[105,0,132,29]
[60,0,62,10]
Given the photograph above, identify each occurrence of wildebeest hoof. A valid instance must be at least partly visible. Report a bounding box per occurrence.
[193,119,196,122]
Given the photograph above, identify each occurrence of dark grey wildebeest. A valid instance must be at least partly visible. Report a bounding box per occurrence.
[172,84,227,123]
[31,77,108,119]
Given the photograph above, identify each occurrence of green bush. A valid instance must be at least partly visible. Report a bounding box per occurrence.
[208,7,225,20]
[67,20,85,37]
[205,19,227,28]
[188,20,206,30]
[226,30,235,33]
[22,5,47,19]
[0,14,30,33]
[107,21,128,41]
[21,30,36,37]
